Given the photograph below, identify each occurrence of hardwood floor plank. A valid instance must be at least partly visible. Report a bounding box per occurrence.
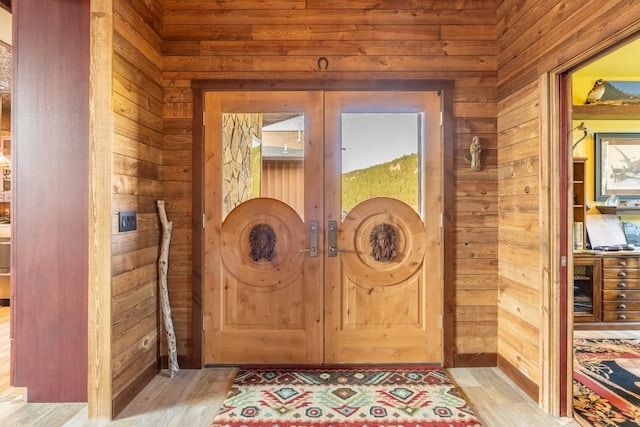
[447,367,580,427]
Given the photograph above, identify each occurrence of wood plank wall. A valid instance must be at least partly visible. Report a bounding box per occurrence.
[111,0,164,416]
[496,0,640,403]
[162,0,499,366]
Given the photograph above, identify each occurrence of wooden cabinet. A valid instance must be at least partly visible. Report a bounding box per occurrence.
[601,256,640,322]
[572,158,587,250]
[574,252,640,328]
[573,255,601,323]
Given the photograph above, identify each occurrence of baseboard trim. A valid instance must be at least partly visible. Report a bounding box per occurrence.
[454,352,497,367]
[112,361,158,417]
[497,353,539,403]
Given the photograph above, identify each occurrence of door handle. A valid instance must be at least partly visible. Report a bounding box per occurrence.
[299,220,318,257]
[328,220,338,257]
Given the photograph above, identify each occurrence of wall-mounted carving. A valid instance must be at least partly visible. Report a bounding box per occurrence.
[470,135,481,171]
[249,223,276,261]
[369,223,397,262]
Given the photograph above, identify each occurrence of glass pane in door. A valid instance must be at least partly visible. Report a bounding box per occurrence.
[341,113,421,217]
[222,112,305,219]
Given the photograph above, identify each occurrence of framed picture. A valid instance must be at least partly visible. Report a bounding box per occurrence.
[623,221,640,246]
[595,132,640,200]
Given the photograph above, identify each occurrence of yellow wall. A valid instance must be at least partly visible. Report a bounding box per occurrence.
[571,120,640,212]
[572,39,640,214]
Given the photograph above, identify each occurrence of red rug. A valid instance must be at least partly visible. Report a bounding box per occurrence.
[573,338,640,426]
[211,366,483,426]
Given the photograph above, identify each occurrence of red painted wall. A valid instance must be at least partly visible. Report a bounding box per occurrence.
[12,0,89,401]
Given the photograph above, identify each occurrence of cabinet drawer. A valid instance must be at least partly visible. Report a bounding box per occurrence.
[603,257,640,268]
[602,289,640,301]
[603,311,640,322]
[602,268,640,280]
[602,279,640,290]
[603,301,640,311]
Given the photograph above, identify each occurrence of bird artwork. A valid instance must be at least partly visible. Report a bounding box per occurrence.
[585,79,605,104]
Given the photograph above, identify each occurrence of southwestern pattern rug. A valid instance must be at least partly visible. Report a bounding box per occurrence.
[573,338,640,427]
[211,366,483,427]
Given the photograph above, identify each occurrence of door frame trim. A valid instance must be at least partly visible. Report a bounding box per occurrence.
[191,79,455,368]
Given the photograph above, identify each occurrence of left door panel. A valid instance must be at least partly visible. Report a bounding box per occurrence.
[203,91,324,365]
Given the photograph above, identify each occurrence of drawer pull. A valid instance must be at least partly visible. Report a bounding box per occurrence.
[618,282,627,288]
[618,314,627,320]
[618,293,627,299]
[619,304,627,310]
[619,261,627,267]
[618,271,627,277]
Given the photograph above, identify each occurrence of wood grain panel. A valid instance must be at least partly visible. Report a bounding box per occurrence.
[114,117,163,154]
[164,0,306,9]
[89,0,114,417]
[413,0,498,9]
[13,0,90,403]
[498,321,540,383]
[498,75,539,344]
[454,211,498,227]
[456,305,498,322]
[498,1,640,98]
[195,40,497,57]
[110,0,164,417]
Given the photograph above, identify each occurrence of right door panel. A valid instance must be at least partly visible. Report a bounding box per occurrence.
[324,91,444,364]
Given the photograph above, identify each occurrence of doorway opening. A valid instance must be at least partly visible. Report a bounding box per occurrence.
[564,35,640,421]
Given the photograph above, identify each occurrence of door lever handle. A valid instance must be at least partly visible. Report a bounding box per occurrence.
[328,220,339,257]
[300,221,318,257]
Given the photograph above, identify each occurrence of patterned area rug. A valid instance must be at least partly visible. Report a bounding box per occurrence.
[211,366,483,427]
[573,338,640,426]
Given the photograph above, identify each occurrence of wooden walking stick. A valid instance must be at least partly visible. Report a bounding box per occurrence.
[157,200,179,377]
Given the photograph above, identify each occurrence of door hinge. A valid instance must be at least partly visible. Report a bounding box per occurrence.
[202,111,206,126]
[440,111,443,126]
[202,213,206,228]
[440,315,443,329]
[440,212,444,227]
[202,315,205,331]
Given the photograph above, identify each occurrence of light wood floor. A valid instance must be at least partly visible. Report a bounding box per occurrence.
[0,306,581,426]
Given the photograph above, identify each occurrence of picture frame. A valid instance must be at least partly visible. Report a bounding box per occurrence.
[595,132,640,200]
[623,221,640,246]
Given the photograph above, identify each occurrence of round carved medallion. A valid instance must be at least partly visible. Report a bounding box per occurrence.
[249,224,276,262]
[369,223,397,262]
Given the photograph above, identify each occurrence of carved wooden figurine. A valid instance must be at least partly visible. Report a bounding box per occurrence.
[470,136,482,172]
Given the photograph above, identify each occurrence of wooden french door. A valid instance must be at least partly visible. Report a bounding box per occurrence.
[202,90,443,365]
[323,91,443,364]
[203,91,325,364]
